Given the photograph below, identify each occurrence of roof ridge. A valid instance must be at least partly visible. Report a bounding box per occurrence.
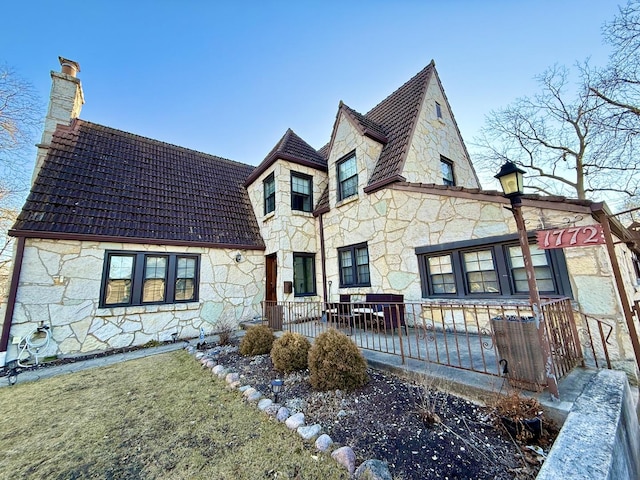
[73,119,254,169]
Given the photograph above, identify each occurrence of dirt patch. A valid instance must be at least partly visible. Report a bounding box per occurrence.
[213,346,556,480]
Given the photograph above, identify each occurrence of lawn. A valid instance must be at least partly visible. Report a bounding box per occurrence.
[0,351,348,479]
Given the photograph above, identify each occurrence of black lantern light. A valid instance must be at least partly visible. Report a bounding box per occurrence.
[271,379,284,404]
[494,161,525,198]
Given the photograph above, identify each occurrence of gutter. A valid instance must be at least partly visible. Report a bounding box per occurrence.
[1,237,26,361]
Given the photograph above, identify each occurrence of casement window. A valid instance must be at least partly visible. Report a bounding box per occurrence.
[418,234,571,298]
[293,253,316,296]
[101,251,199,307]
[291,172,313,212]
[338,243,370,287]
[436,101,443,119]
[264,173,275,215]
[337,153,358,201]
[441,157,455,186]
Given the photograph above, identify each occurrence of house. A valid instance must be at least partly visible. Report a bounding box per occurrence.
[1,57,639,380]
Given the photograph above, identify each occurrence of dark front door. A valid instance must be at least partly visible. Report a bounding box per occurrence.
[266,254,277,302]
[264,254,282,329]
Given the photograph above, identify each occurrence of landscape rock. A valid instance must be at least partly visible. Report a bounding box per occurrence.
[297,424,321,441]
[257,398,273,411]
[285,412,305,430]
[225,372,239,384]
[354,459,393,480]
[315,434,333,452]
[243,388,262,402]
[195,352,205,360]
[211,365,226,377]
[331,446,356,475]
[276,406,290,422]
[238,385,251,393]
[264,404,280,417]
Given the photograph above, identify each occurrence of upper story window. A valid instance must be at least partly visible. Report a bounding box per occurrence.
[337,153,358,201]
[338,242,370,287]
[418,235,571,298]
[291,172,313,212]
[101,251,199,307]
[440,157,455,186]
[293,253,316,296]
[264,173,275,215]
[436,101,443,119]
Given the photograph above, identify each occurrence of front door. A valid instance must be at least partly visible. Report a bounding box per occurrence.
[264,254,282,329]
[266,254,277,302]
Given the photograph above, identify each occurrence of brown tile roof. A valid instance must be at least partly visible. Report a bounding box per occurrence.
[339,102,388,143]
[244,128,327,186]
[313,185,330,215]
[11,120,265,248]
[365,61,435,187]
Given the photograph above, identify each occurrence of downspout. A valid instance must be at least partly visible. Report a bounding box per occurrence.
[319,213,328,305]
[1,236,26,363]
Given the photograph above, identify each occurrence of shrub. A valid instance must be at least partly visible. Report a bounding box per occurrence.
[215,318,236,346]
[308,328,368,392]
[270,332,311,373]
[239,325,275,356]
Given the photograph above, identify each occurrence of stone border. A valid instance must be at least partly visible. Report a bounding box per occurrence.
[188,345,393,479]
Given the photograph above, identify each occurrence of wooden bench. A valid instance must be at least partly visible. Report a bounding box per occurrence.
[358,293,405,332]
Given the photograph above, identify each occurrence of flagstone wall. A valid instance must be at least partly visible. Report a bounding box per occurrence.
[4,238,264,359]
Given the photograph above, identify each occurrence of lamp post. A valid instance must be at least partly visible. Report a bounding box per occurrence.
[495,162,559,400]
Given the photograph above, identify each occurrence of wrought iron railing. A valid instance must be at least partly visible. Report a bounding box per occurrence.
[262,297,587,392]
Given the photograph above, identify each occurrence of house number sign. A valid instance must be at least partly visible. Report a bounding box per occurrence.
[535,225,605,249]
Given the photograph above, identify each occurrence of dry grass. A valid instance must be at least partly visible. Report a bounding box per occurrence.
[0,351,348,480]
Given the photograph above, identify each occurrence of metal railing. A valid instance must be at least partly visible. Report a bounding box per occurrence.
[262,297,586,392]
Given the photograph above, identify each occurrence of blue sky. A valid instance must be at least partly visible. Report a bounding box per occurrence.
[2,0,622,190]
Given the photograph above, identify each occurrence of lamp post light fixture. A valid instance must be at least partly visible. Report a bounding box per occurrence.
[495,162,560,400]
[271,379,284,404]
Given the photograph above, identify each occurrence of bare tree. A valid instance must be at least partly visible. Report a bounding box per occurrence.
[473,64,637,200]
[590,1,640,126]
[0,64,42,295]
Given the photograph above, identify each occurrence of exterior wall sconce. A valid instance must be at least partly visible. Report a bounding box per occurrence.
[271,378,284,404]
[495,161,559,400]
[235,253,242,263]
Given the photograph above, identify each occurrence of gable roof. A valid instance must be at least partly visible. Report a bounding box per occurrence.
[365,61,435,188]
[244,128,327,186]
[11,120,265,249]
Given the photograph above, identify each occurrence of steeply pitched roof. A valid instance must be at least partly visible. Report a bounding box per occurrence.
[365,61,435,187]
[244,128,327,186]
[11,120,264,248]
[339,102,388,143]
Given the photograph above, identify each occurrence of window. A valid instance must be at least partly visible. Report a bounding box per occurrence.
[337,153,358,201]
[417,234,571,298]
[463,250,499,294]
[264,173,275,215]
[293,253,316,296]
[338,243,370,287]
[291,172,313,212]
[441,157,455,186]
[101,251,199,307]
[507,244,555,293]
[427,254,456,294]
[436,101,443,119]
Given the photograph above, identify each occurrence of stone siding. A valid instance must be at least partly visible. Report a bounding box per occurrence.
[3,238,264,359]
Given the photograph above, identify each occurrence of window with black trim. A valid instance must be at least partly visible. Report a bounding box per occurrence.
[101,251,199,307]
[264,173,275,215]
[441,157,455,186]
[337,153,358,201]
[338,243,370,287]
[436,101,443,119]
[418,235,571,298]
[291,172,313,212]
[293,253,316,296]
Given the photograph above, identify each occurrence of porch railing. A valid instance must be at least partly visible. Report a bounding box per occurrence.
[262,297,589,392]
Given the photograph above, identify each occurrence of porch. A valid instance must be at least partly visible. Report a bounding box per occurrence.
[262,297,617,401]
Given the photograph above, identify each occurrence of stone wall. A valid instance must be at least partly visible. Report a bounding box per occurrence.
[3,238,264,360]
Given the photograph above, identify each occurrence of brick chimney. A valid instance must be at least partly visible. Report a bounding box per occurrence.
[32,56,85,183]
